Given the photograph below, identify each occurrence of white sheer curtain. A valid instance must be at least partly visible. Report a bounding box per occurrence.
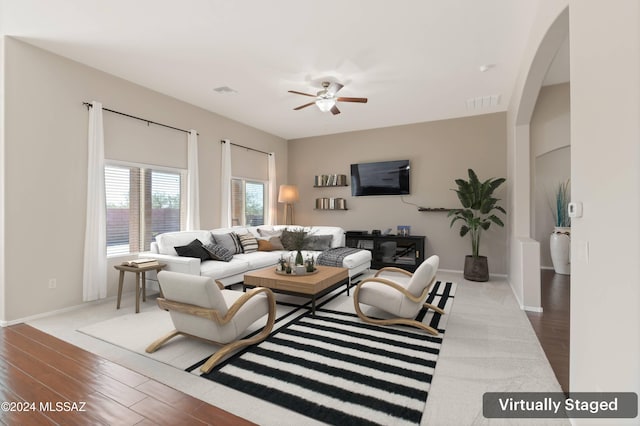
[268,152,277,225]
[83,101,107,302]
[220,139,232,227]
[186,130,200,230]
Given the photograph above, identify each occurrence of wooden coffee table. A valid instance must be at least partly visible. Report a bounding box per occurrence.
[243,265,349,315]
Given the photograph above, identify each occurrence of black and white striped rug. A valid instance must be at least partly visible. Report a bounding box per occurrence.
[201,281,456,426]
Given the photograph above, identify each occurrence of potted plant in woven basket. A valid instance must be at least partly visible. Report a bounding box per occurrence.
[448,169,506,282]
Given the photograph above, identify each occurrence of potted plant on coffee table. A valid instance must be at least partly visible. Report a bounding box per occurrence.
[448,169,506,282]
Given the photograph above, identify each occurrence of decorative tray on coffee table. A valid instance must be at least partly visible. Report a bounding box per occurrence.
[275,268,318,276]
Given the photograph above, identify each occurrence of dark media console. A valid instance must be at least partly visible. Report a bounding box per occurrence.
[345,231,426,272]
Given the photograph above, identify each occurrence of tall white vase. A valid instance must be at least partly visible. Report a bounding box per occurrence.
[550,226,571,275]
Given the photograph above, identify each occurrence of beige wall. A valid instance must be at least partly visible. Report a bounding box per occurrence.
[569,0,640,409]
[2,37,287,322]
[531,83,571,267]
[288,113,507,274]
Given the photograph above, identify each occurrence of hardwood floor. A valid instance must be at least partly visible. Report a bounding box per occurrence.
[526,269,570,394]
[0,324,254,426]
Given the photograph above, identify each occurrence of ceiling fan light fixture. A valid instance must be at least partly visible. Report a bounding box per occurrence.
[316,98,336,112]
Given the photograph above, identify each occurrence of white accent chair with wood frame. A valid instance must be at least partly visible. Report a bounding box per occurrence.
[353,255,444,335]
[146,270,276,373]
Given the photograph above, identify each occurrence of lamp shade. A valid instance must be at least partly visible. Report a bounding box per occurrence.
[278,185,299,203]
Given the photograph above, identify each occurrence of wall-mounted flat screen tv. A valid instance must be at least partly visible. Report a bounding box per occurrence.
[350,160,410,196]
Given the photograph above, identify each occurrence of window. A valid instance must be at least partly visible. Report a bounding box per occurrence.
[105,164,185,256]
[231,178,267,226]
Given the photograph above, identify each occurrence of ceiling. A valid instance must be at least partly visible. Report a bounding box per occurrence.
[1,1,565,140]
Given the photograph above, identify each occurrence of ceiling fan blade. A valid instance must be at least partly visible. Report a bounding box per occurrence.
[293,101,316,110]
[330,105,341,115]
[288,90,316,97]
[337,97,368,103]
[326,82,344,97]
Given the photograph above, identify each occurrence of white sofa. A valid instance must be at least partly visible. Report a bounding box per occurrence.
[139,225,371,288]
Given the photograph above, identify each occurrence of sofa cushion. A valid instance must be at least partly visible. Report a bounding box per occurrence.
[339,248,372,269]
[237,233,259,253]
[202,243,234,262]
[174,239,211,261]
[156,231,213,255]
[258,227,282,238]
[212,232,243,255]
[200,257,251,279]
[302,235,333,251]
[235,251,282,270]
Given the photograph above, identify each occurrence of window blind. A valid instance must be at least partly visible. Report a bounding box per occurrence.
[105,164,184,256]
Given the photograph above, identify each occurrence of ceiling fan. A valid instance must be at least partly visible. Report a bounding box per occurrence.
[288,81,368,115]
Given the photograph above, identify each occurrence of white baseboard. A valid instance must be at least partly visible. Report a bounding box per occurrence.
[438,269,508,280]
[523,305,544,313]
[0,295,119,327]
[437,268,463,275]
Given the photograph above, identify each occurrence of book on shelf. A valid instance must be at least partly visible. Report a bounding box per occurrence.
[121,258,160,267]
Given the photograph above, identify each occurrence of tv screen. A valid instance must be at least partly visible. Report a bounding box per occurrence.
[350,160,410,196]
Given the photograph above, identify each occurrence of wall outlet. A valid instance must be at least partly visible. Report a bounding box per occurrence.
[48,278,57,289]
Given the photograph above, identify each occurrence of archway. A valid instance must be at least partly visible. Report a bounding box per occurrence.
[507,7,569,311]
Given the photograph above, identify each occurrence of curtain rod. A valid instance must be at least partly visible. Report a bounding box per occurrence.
[83,102,197,135]
[221,140,272,156]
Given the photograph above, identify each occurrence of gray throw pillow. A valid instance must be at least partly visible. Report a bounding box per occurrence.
[202,243,234,262]
[302,235,333,251]
[212,232,243,254]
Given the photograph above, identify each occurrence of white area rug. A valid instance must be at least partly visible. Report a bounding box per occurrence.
[79,281,456,425]
[78,298,301,372]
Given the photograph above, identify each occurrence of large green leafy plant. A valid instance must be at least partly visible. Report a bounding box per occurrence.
[448,169,506,258]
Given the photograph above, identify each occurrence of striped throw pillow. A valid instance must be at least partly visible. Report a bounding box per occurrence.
[238,233,259,253]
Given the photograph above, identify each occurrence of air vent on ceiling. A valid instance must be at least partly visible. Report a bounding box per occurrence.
[213,86,237,94]
[466,94,500,110]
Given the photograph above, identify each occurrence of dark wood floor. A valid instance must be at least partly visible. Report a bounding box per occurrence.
[526,269,570,393]
[0,323,254,425]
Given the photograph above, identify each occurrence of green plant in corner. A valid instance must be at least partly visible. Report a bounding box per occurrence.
[552,179,571,228]
[448,169,506,258]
